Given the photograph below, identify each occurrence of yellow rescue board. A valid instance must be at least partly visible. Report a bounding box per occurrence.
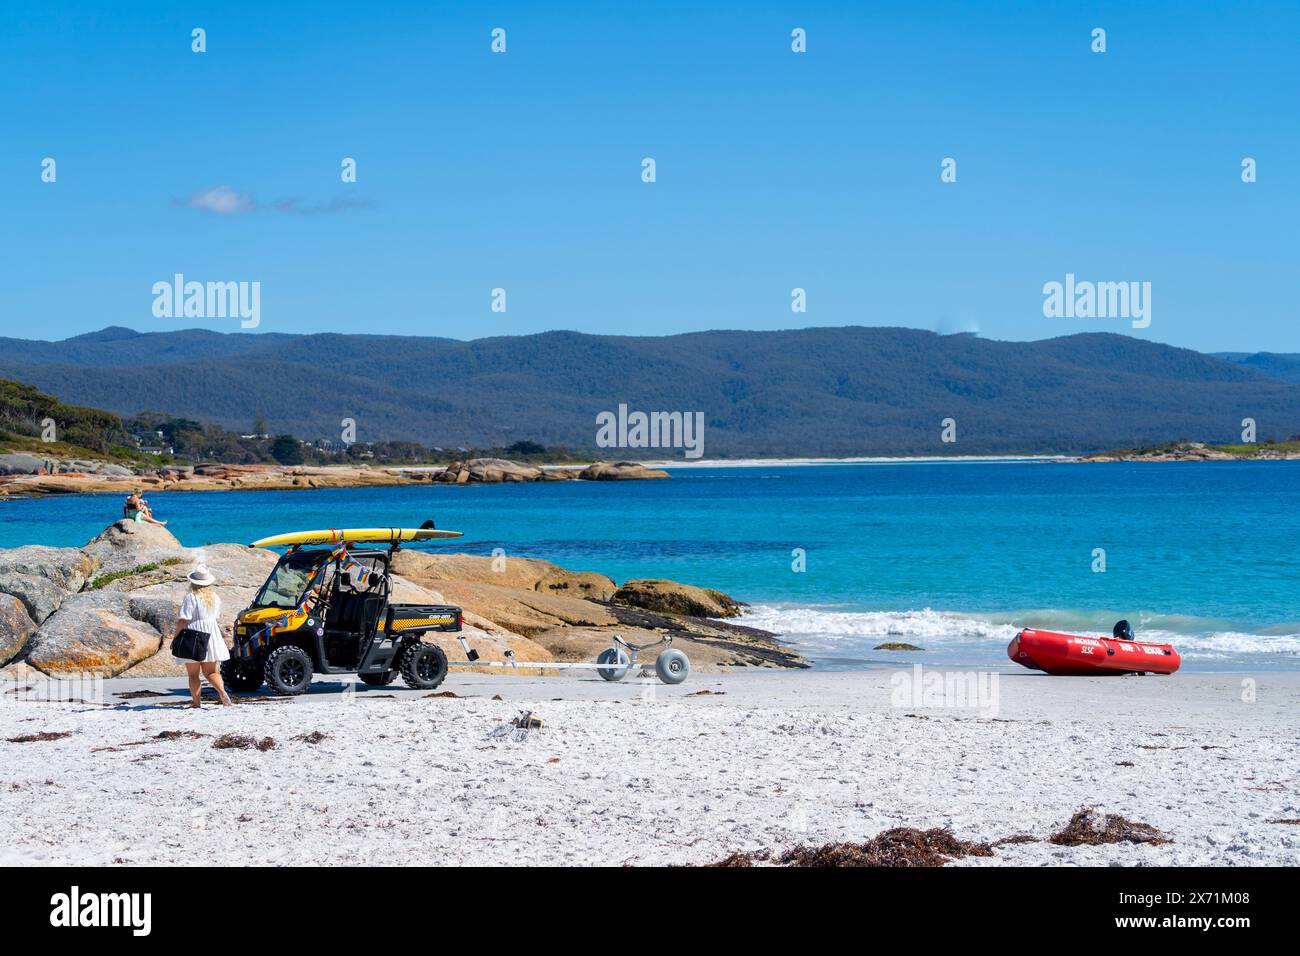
[250,527,463,548]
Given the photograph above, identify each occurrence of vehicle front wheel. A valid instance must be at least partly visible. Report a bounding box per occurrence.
[263,645,314,696]
[220,660,263,694]
[400,643,448,690]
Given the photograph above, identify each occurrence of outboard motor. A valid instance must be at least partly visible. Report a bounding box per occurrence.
[1113,619,1135,641]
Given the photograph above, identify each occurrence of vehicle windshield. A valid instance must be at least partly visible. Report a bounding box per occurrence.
[253,551,331,609]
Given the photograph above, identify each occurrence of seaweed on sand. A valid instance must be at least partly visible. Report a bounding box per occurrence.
[990,833,1040,846]
[291,730,331,744]
[212,733,276,751]
[1048,808,1170,846]
[711,848,772,867]
[712,828,994,867]
[6,730,72,743]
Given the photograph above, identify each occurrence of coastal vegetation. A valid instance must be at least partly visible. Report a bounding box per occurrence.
[1,376,580,470]
[0,379,140,461]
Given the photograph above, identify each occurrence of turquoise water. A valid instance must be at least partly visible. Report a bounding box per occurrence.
[3,461,1297,669]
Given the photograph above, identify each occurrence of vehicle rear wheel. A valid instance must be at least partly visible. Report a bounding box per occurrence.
[358,671,395,686]
[400,643,448,690]
[263,645,314,696]
[220,660,263,694]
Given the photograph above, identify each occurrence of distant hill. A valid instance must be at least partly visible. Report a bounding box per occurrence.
[4,326,1300,456]
[1215,352,1300,385]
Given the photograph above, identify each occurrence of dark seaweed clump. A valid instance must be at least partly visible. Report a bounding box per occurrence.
[1048,808,1170,846]
[712,828,994,867]
[212,733,276,751]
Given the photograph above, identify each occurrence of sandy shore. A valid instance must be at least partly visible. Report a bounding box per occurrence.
[2,668,1296,866]
[639,455,1067,468]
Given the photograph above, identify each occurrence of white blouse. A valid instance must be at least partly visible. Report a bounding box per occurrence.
[179,591,222,636]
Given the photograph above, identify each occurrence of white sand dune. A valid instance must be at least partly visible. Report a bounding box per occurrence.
[2,669,1296,866]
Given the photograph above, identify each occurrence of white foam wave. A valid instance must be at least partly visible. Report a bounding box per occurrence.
[738,604,1300,661]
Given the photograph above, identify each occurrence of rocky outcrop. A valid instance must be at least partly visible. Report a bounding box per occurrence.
[83,520,189,577]
[431,581,619,638]
[0,453,48,476]
[0,545,97,592]
[612,579,743,619]
[1075,441,1300,463]
[1,457,673,498]
[423,458,665,484]
[0,571,67,624]
[392,551,616,599]
[0,595,37,665]
[22,591,164,676]
[578,461,671,481]
[434,458,545,483]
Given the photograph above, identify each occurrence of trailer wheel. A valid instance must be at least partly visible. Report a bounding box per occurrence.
[596,647,630,681]
[358,671,395,687]
[263,645,314,696]
[400,643,448,690]
[655,649,690,685]
[220,660,263,693]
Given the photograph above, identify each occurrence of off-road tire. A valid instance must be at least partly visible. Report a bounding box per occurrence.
[596,647,630,682]
[358,671,395,687]
[220,660,263,694]
[399,643,448,690]
[655,648,690,685]
[263,645,314,696]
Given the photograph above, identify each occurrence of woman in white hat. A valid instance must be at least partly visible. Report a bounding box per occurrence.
[172,565,233,707]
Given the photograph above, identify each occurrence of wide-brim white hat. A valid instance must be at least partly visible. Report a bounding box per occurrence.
[187,565,216,587]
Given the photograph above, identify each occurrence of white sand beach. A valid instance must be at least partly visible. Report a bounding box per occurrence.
[634,455,1068,468]
[2,668,1296,866]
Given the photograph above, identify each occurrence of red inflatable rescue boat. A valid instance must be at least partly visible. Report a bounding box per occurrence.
[1008,628,1180,676]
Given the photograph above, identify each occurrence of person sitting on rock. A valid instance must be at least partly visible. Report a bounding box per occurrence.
[124,490,167,526]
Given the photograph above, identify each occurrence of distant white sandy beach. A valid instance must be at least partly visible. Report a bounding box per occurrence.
[633,455,1069,468]
[3,668,1295,866]
[392,455,1067,475]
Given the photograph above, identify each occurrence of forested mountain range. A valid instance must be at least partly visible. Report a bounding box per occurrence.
[4,325,1300,456]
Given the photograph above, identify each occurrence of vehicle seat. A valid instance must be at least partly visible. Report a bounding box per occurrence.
[325,592,385,635]
[325,592,363,631]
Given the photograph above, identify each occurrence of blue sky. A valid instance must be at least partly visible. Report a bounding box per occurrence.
[2,1,1296,351]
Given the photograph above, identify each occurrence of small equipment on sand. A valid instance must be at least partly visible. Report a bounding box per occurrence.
[1008,621,1181,676]
[448,633,692,685]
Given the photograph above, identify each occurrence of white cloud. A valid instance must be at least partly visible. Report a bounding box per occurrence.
[180,185,255,215]
[176,186,370,217]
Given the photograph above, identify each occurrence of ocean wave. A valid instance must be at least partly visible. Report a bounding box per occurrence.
[738,604,1300,661]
